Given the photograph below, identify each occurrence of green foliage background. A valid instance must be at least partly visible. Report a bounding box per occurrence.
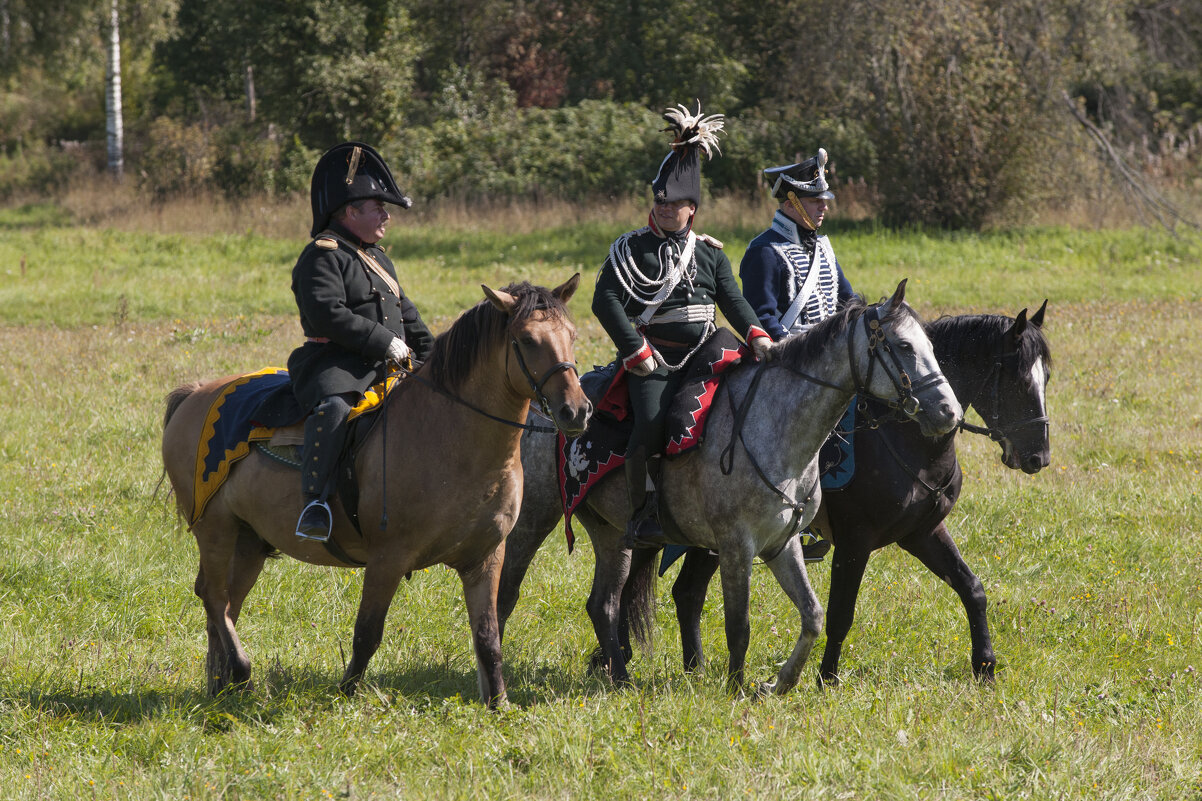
[2,0,1201,227]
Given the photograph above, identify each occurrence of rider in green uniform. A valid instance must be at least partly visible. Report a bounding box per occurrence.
[592,104,773,549]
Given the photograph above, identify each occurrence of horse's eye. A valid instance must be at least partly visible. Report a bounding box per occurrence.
[519,336,536,347]
[896,340,914,352]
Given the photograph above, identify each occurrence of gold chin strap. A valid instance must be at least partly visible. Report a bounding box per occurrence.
[787,191,817,231]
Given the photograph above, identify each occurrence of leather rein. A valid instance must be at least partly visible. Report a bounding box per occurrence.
[391,338,578,436]
[720,306,947,534]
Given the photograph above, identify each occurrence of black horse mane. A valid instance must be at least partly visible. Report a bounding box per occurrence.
[774,293,918,372]
[427,281,570,392]
[927,314,1052,372]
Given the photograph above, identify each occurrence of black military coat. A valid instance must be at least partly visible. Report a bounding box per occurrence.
[287,221,433,411]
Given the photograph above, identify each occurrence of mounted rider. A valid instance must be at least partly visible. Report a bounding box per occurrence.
[739,147,854,560]
[290,141,434,542]
[592,103,773,550]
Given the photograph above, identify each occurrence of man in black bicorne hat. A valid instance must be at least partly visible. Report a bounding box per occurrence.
[739,147,855,561]
[289,141,433,542]
[592,104,773,550]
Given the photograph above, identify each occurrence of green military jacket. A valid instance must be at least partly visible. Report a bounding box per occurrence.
[592,227,767,369]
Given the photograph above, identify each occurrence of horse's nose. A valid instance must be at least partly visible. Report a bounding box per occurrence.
[1021,451,1050,474]
[558,398,592,436]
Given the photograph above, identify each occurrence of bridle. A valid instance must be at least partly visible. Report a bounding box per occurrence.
[508,337,579,433]
[957,346,1049,444]
[719,304,948,537]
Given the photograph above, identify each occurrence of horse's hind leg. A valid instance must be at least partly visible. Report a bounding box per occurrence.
[672,549,719,672]
[758,537,824,696]
[898,521,996,681]
[497,516,555,644]
[460,544,508,708]
[192,519,255,695]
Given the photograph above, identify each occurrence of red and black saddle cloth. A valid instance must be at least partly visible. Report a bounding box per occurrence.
[556,329,749,549]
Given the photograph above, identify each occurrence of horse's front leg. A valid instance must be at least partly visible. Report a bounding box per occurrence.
[672,549,719,672]
[717,541,756,693]
[818,542,871,687]
[758,536,823,696]
[340,559,406,696]
[460,542,508,708]
[898,521,996,681]
[584,522,634,685]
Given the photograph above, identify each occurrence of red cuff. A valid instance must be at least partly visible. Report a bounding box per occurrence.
[622,339,654,369]
[746,325,770,343]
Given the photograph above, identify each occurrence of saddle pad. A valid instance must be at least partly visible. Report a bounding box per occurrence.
[555,329,750,550]
[190,369,401,524]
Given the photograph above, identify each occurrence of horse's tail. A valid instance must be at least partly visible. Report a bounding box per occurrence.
[625,552,657,651]
[158,382,203,515]
[163,382,200,429]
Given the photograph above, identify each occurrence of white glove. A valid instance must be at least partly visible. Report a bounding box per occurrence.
[627,352,659,376]
[386,338,412,364]
[750,335,774,362]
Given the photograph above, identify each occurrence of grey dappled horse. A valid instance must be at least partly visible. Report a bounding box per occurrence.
[501,280,962,695]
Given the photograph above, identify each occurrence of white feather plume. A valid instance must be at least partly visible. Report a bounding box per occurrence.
[663,101,725,160]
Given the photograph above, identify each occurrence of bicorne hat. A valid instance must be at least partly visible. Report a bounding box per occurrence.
[310,141,412,237]
[764,148,835,201]
[651,103,725,206]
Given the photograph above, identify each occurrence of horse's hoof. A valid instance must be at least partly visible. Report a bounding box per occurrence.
[974,661,997,684]
[755,681,776,698]
[817,673,840,691]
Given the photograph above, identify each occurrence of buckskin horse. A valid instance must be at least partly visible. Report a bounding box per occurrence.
[499,281,962,694]
[162,277,590,707]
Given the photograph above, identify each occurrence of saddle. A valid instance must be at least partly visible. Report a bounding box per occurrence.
[190,369,400,561]
[557,329,748,549]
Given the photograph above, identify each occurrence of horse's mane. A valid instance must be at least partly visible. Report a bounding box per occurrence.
[927,314,1052,371]
[426,281,570,392]
[774,293,918,371]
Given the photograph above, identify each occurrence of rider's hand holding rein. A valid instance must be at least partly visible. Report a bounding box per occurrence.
[750,334,774,362]
[387,337,412,365]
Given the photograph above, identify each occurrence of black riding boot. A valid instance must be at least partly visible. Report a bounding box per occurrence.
[295,394,352,542]
[622,447,668,550]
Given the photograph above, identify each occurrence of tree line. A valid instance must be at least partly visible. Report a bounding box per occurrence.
[2,0,1199,228]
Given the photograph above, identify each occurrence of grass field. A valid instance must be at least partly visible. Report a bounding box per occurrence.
[1,195,1201,800]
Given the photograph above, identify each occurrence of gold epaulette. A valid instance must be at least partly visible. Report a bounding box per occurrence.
[314,236,338,250]
[697,233,724,249]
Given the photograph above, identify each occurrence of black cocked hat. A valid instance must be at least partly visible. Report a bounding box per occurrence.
[651,103,725,206]
[764,148,835,201]
[310,141,412,237]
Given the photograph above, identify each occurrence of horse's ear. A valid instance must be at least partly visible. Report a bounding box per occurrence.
[482,284,517,313]
[883,278,908,311]
[1008,308,1029,340]
[552,273,581,304]
[1029,299,1048,329]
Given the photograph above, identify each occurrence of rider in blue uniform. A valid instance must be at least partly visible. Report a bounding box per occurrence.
[740,148,854,561]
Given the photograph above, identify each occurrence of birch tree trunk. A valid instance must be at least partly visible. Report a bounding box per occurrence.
[105,0,124,179]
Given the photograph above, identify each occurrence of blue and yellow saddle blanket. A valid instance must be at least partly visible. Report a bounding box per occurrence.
[190,368,397,524]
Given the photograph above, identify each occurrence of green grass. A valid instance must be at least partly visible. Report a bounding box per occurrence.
[1,201,1200,799]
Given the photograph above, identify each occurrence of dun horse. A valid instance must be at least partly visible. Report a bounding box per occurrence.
[669,303,1052,684]
[162,277,591,707]
[501,281,962,694]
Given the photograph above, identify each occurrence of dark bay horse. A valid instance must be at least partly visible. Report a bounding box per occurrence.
[162,277,591,707]
[500,281,963,694]
[666,302,1051,685]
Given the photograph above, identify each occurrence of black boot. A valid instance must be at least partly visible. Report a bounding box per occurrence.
[622,447,668,550]
[295,394,351,542]
[295,498,333,542]
[801,530,831,562]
